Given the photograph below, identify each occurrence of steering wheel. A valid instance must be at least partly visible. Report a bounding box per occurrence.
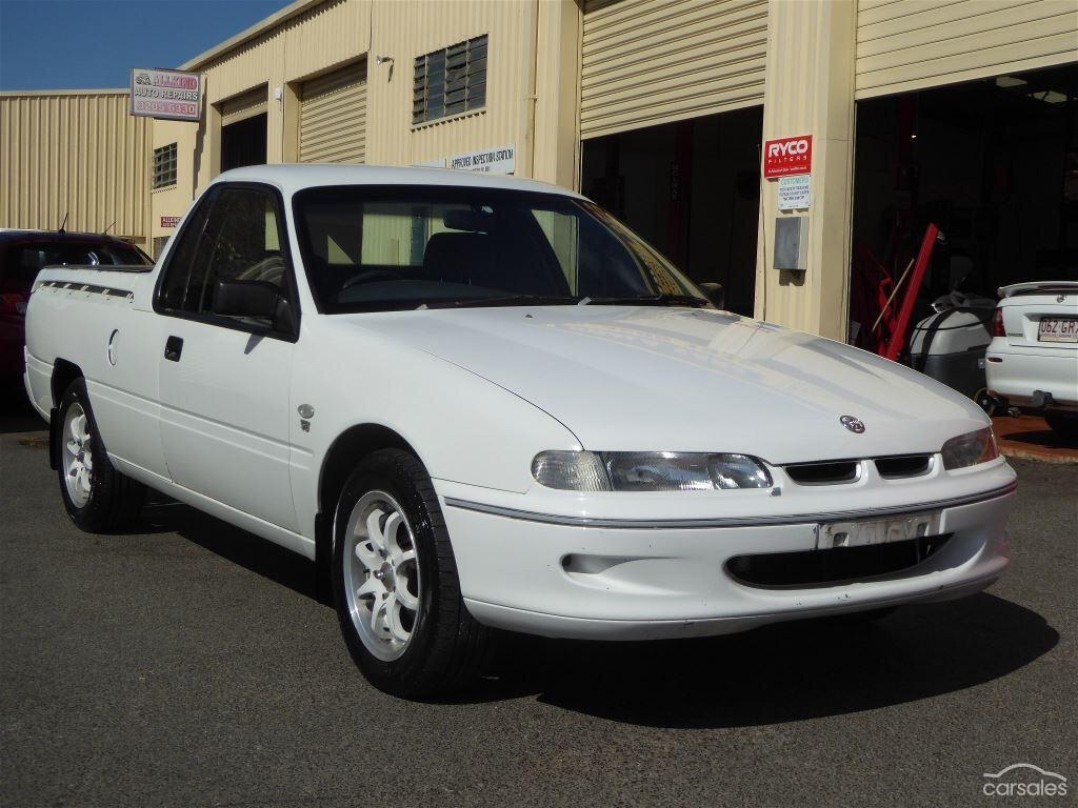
[340,269,404,290]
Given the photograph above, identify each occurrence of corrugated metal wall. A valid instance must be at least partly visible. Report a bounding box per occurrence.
[580,0,768,140]
[299,61,367,163]
[220,85,268,125]
[0,91,151,242]
[856,0,1078,99]
[368,0,530,168]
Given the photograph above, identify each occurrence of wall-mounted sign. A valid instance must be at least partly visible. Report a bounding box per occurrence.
[160,216,181,228]
[131,68,203,122]
[777,175,811,211]
[448,144,516,174]
[764,134,812,179]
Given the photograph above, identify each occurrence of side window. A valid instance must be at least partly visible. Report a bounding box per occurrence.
[158,185,291,326]
[158,191,215,311]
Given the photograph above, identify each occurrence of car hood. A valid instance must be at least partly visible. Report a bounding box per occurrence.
[345,306,988,464]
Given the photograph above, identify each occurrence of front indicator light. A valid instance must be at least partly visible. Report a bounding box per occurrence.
[941,427,999,470]
[531,451,772,491]
[531,451,611,492]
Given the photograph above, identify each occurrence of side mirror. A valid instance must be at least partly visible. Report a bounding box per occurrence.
[699,282,725,310]
[214,279,279,319]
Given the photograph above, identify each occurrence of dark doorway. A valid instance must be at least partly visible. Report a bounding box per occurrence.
[581,106,763,316]
[852,63,1078,305]
[221,113,268,172]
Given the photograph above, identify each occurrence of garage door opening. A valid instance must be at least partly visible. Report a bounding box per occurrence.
[581,106,762,316]
[218,86,269,173]
[221,113,267,172]
[852,64,1077,321]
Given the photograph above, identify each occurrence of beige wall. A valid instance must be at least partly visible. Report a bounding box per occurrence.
[12,0,1069,340]
[152,0,584,244]
[856,0,1078,99]
[748,0,1077,339]
[755,0,857,343]
[0,90,152,244]
[579,0,768,139]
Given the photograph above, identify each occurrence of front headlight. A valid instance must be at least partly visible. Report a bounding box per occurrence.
[941,427,999,470]
[531,451,773,491]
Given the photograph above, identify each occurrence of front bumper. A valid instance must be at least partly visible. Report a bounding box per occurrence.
[437,466,1015,640]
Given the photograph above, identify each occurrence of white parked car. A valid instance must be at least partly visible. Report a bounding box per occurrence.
[986,281,1078,439]
[24,166,1016,697]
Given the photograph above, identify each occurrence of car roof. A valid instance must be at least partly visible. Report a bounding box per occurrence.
[0,229,141,247]
[212,163,587,199]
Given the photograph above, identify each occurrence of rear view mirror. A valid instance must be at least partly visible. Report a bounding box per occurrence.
[444,209,495,233]
[699,282,725,310]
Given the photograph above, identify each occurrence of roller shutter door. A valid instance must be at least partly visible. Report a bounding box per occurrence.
[299,62,367,163]
[580,0,768,140]
[856,0,1078,100]
[220,86,268,126]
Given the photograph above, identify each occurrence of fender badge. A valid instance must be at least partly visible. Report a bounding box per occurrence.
[840,415,865,434]
[298,404,315,433]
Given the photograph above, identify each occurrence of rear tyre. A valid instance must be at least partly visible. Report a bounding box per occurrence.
[1044,414,1078,441]
[332,449,492,698]
[56,378,146,531]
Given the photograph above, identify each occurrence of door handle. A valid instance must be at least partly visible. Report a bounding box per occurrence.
[164,335,184,362]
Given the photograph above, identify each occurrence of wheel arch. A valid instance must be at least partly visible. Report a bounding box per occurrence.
[318,423,425,518]
[51,358,84,408]
[314,423,424,600]
[48,359,85,471]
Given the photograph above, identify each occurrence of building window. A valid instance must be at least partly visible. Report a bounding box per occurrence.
[153,143,178,189]
[413,35,487,124]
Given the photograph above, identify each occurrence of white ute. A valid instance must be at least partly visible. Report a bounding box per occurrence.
[24,165,1016,697]
[986,281,1078,438]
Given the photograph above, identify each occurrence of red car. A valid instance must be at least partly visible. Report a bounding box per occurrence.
[0,230,152,384]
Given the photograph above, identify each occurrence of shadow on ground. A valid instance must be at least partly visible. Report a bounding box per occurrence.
[477,594,1056,728]
[0,384,43,435]
[152,499,1057,729]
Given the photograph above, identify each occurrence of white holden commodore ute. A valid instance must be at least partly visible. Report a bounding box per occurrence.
[24,165,1016,697]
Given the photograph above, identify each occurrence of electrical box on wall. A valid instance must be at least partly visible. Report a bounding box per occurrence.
[774,216,809,271]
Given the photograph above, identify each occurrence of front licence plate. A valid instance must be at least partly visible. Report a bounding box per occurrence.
[816,511,941,550]
[1038,318,1078,343]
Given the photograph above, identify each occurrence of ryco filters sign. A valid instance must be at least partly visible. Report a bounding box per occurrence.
[764,135,812,179]
[130,68,203,122]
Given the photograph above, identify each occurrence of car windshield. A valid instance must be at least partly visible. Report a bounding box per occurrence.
[292,185,708,313]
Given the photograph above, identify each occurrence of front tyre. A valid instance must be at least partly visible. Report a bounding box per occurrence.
[56,378,146,531]
[332,449,491,698]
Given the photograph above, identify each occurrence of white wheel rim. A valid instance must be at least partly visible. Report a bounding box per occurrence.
[62,403,93,508]
[343,490,421,662]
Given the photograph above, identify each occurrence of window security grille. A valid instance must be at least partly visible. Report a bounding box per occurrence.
[413,35,487,125]
[153,143,178,189]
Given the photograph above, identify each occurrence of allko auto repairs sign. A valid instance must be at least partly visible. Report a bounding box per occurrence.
[130,68,203,122]
[763,135,812,179]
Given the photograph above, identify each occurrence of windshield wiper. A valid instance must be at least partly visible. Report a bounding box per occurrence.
[422,294,578,309]
[582,294,710,308]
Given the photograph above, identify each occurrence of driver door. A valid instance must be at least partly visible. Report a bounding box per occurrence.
[155,183,300,533]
